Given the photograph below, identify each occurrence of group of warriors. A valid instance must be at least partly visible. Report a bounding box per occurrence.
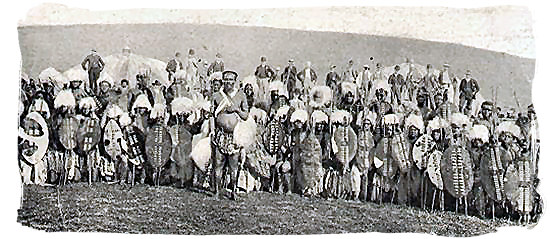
[18,48,542,224]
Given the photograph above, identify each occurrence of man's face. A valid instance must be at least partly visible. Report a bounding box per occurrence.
[345,92,354,103]
[434,95,444,106]
[408,126,419,139]
[223,80,234,92]
[315,122,325,133]
[376,90,385,101]
[432,130,442,141]
[70,81,82,88]
[244,84,253,96]
[100,82,110,92]
[417,94,426,105]
[499,132,514,145]
[271,91,279,102]
[212,80,222,92]
[294,121,304,129]
[481,108,492,119]
[121,81,128,88]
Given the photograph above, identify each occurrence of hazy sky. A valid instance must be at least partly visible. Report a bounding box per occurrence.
[20,4,534,59]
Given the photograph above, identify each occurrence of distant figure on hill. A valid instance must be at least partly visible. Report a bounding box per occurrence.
[81,49,105,95]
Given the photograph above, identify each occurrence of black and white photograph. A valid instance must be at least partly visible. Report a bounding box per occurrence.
[6,1,549,237]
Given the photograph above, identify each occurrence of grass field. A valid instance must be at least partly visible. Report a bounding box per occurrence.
[18,183,524,236]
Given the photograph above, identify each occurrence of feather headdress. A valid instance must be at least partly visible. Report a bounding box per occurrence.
[496,121,521,138]
[132,94,152,111]
[150,103,166,119]
[468,124,489,143]
[249,107,267,124]
[269,80,288,98]
[340,82,358,99]
[105,104,124,119]
[356,110,377,126]
[119,113,132,127]
[171,97,195,114]
[405,114,424,131]
[383,114,400,125]
[78,97,97,111]
[331,110,352,124]
[54,90,76,109]
[427,116,450,133]
[276,105,291,119]
[450,113,471,128]
[311,110,329,124]
[290,109,309,123]
[309,85,332,109]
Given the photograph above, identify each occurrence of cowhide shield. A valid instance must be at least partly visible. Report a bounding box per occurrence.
[392,133,411,173]
[265,121,284,155]
[506,159,534,214]
[170,124,193,181]
[356,130,375,173]
[412,134,435,170]
[146,124,172,169]
[103,119,124,160]
[480,146,506,202]
[77,117,101,153]
[441,145,474,198]
[333,126,357,167]
[427,150,444,190]
[59,116,78,150]
[19,112,49,165]
[124,125,146,166]
[374,137,398,178]
[297,133,323,195]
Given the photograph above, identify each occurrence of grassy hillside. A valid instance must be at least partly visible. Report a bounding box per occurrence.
[18,183,518,236]
[18,23,535,107]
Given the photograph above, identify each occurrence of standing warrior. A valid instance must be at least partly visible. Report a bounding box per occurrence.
[53,90,79,185]
[81,49,105,95]
[405,114,425,207]
[337,81,362,125]
[211,70,249,199]
[169,97,195,188]
[166,71,190,105]
[264,106,290,193]
[166,52,184,82]
[467,124,490,218]
[186,49,200,91]
[459,70,480,114]
[76,97,102,184]
[430,89,458,122]
[330,110,358,199]
[353,110,376,201]
[372,114,400,203]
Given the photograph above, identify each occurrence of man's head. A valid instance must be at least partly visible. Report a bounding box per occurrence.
[188,49,195,56]
[306,61,312,69]
[375,88,386,102]
[222,70,238,93]
[443,63,450,71]
[99,81,111,93]
[216,53,222,60]
[394,65,400,73]
[330,64,337,72]
[427,64,433,73]
[70,80,82,89]
[288,59,294,66]
[344,91,354,104]
[376,63,383,70]
[408,125,420,140]
[120,79,129,88]
[481,101,494,119]
[363,64,370,71]
[465,70,472,78]
[244,83,254,97]
[348,59,354,67]
[175,52,181,58]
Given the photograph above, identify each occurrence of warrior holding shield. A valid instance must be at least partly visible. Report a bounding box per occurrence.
[211,70,249,199]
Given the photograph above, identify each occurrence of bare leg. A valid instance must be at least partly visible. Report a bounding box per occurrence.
[432,190,437,212]
[465,197,468,216]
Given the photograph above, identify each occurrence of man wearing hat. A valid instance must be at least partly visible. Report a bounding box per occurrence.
[459,70,479,114]
[326,64,340,92]
[186,49,199,89]
[211,70,249,199]
[81,49,105,95]
[282,59,298,95]
[388,65,405,105]
[359,64,373,95]
[207,53,225,77]
[166,52,184,82]
[255,56,275,103]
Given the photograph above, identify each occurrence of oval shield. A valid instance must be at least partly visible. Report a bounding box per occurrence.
[146,124,172,169]
[441,145,474,198]
[103,119,124,160]
[412,134,435,170]
[77,117,101,153]
[427,150,444,190]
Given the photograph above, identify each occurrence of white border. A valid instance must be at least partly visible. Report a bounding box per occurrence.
[1,1,548,239]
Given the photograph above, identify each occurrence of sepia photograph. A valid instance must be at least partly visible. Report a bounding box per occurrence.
[9,1,547,237]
